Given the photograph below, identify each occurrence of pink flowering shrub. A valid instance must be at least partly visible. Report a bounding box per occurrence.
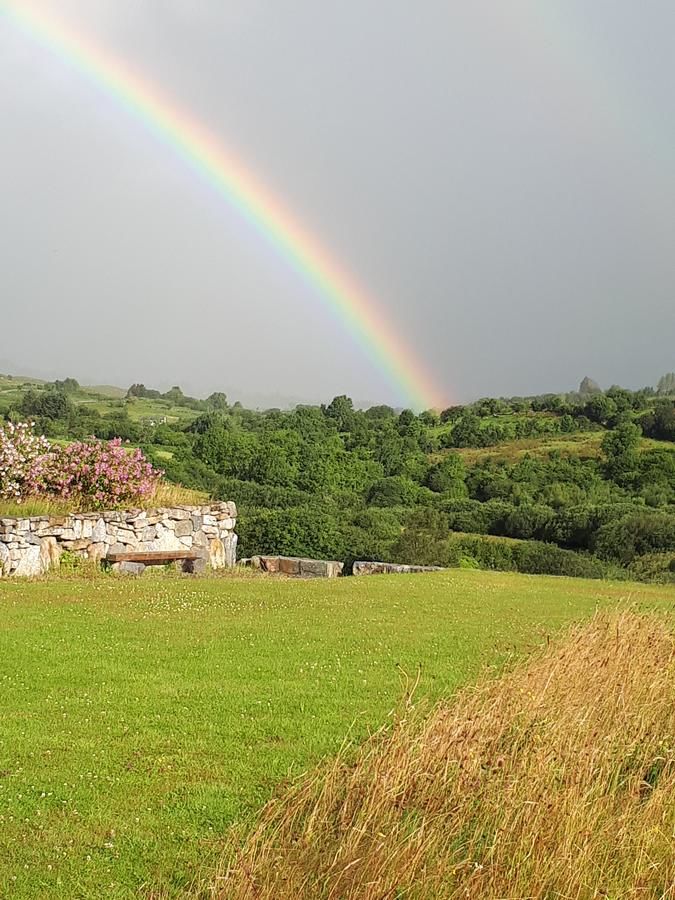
[0,422,162,508]
[43,438,162,509]
[0,421,51,500]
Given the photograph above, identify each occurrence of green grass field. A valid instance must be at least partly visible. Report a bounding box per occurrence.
[0,570,672,898]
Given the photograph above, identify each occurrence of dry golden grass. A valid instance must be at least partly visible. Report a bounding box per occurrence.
[216,611,675,899]
[149,481,208,507]
[0,482,207,518]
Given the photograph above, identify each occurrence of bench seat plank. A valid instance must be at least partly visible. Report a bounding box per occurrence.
[107,550,199,564]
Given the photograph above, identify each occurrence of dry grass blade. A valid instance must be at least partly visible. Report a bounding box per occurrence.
[213,611,675,899]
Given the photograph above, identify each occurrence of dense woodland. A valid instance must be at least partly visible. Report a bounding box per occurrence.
[1,373,674,582]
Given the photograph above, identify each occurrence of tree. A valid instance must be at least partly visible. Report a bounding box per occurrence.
[601,420,641,481]
[323,395,355,432]
[127,383,161,399]
[397,409,416,429]
[418,409,439,427]
[605,386,633,413]
[584,394,617,425]
[205,392,228,411]
[579,376,602,396]
[163,386,185,404]
[20,388,71,420]
[439,405,464,423]
[250,430,301,487]
[641,400,675,442]
[390,507,450,566]
[448,413,483,448]
[367,476,418,507]
[656,373,675,395]
[426,452,467,495]
[53,377,80,393]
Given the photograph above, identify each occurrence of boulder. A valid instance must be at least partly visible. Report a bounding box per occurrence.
[13,545,43,577]
[278,556,301,576]
[112,561,146,576]
[299,558,343,578]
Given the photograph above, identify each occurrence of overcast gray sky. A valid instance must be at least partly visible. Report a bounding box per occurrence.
[1,0,674,408]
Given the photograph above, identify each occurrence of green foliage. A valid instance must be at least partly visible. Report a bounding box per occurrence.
[601,420,641,481]
[20,387,72,420]
[426,452,467,494]
[367,476,420,507]
[238,506,346,560]
[2,375,674,581]
[641,400,675,442]
[595,511,675,565]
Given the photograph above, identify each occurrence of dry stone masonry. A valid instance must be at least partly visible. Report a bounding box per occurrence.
[352,561,444,576]
[0,502,237,577]
[248,555,344,578]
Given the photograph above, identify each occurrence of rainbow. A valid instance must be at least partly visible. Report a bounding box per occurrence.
[0,1,448,410]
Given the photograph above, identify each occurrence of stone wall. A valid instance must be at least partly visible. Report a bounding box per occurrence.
[352,561,444,576]
[0,502,237,578]
[248,555,344,578]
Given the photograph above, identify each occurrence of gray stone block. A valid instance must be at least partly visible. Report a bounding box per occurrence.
[112,561,146,576]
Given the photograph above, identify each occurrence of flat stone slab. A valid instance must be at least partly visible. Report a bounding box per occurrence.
[250,555,344,578]
[352,561,445,576]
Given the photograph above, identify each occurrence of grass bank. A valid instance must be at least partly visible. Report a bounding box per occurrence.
[0,571,672,897]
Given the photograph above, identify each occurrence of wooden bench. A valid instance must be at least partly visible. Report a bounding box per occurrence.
[106,550,202,573]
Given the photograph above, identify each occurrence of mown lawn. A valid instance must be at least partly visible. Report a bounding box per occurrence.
[0,571,672,898]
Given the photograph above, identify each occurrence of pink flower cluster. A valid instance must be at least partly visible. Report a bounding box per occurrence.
[0,423,162,508]
[0,421,51,500]
[42,438,162,509]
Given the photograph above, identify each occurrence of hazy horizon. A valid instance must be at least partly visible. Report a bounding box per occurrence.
[2,1,674,407]
[1,353,668,411]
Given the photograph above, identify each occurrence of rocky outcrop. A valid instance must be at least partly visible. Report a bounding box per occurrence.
[352,561,444,576]
[0,502,237,577]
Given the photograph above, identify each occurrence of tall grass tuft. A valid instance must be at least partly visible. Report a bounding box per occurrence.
[215,612,675,899]
[0,482,207,518]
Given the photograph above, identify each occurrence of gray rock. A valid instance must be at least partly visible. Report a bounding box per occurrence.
[299,558,343,578]
[169,508,192,521]
[218,517,235,531]
[222,532,238,567]
[13,545,43,577]
[112,561,146,576]
[185,556,208,575]
[174,520,193,537]
[352,561,444,576]
[0,543,10,576]
[116,530,138,546]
